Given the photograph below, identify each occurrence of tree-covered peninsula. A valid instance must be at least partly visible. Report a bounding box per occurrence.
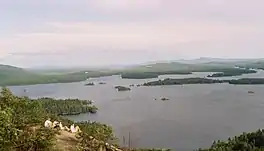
[228,78,264,85]
[143,78,264,86]
[35,98,98,115]
[143,78,224,86]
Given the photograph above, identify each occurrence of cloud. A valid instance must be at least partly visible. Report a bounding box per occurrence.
[1,0,264,67]
[1,20,262,55]
[88,0,162,11]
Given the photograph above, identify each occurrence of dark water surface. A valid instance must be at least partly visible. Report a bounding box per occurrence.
[8,71,264,150]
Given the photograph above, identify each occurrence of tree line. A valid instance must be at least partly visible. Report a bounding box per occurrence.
[35,97,98,115]
[143,78,264,86]
[199,129,264,150]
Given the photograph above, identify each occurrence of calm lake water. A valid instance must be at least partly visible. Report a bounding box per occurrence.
[8,70,264,151]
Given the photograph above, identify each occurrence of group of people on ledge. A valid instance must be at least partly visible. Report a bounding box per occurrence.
[44,118,82,133]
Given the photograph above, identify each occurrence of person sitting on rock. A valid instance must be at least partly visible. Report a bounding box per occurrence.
[44,118,52,128]
[75,126,82,133]
[70,124,82,133]
[59,122,64,130]
[53,121,59,128]
[70,124,75,133]
[64,126,71,132]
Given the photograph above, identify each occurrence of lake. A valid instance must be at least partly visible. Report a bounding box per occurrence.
[8,70,264,151]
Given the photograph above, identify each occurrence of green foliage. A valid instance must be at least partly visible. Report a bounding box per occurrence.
[0,88,56,151]
[77,132,107,151]
[36,98,98,115]
[0,107,19,149]
[208,69,257,77]
[0,88,114,151]
[199,129,264,151]
[15,127,56,151]
[77,121,115,142]
[0,65,89,86]
[76,121,116,151]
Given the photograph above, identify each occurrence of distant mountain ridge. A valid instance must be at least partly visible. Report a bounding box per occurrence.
[1,58,264,86]
[0,64,23,70]
[0,64,88,86]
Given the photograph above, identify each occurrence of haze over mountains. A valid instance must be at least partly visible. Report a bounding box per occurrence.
[23,57,264,69]
[1,57,264,86]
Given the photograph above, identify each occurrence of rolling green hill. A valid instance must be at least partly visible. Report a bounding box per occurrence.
[0,60,262,86]
[119,61,257,79]
[0,64,89,86]
[0,64,121,86]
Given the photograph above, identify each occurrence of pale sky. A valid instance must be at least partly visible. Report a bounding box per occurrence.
[0,0,264,67]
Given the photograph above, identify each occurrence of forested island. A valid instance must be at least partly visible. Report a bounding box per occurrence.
[84,82,95,86]
[207,69,257,77]
[115,86,131,91]
[143,78,224,86]
[35,98,98,115]
[143,78,264,86]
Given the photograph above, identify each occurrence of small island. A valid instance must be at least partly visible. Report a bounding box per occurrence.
[98,82,106,85]
[114,86,131,91]
[208,72,236,77]
[248,91,254,94]
[161,97,169,101]
[85,82,95,86]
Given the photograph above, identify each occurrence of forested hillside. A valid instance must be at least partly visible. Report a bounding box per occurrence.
[0,64,88,86]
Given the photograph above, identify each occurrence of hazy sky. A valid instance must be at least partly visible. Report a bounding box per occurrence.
[1,0,264,67]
